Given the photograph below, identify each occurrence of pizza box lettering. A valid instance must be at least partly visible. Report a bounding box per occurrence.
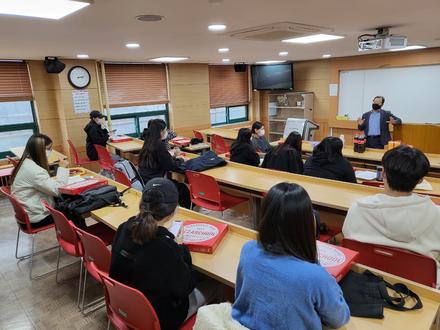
[317,241,359,282]
[182,221,228,254]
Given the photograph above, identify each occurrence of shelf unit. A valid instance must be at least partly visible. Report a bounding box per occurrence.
[266,92,314,142]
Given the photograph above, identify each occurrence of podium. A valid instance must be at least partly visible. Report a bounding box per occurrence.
[393,124,440,153]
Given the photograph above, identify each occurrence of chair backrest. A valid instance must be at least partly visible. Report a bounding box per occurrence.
[43,200,81,257]
[185,171,221,205]
[75,227,111,280]
[342,238,437,288]
[112,168,132,187]
[94,144,114,170]
[98,271,161,330]
[211,134,229,154]
[67,139,81,165]
[193,130,204,141]
[6,155,18,166]
[0,186,32,232]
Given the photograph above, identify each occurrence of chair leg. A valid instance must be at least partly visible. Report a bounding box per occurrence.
[107,319,111,330]
[80,268,105,315]
[25,234,58,281]
[15,227,58,261]
[77,258,84,308]
[55,246,61,284]
[15,227,21,259]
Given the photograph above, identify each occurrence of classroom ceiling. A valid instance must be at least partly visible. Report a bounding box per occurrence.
[0,0,440,63]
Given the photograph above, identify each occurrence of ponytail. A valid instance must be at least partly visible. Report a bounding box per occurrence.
[131,209,158,244]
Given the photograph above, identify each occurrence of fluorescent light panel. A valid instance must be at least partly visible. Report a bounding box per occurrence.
[222,59,230,63]
[322,54,332,58]
[279,51,288,56]
[149,57,189,63]
[77,54,89,58]
[283,34,344,44]
[208,24,226,31]
[218,48,229,53]
[0,0,90,20]
[390,45,426,52]
[126,43,140,48]
[256,60,286,64]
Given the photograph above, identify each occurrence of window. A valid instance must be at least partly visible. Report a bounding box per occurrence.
[110,104,169,137]
[0,101,38,158]
[210,105,248,126]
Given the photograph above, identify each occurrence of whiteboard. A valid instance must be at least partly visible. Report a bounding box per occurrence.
[338,65,440,123]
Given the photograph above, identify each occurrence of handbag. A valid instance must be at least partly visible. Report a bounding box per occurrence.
[339,270,423,319]
[57,185,128,216]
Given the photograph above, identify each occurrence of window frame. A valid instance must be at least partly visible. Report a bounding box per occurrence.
[211,104,249,127]
[0,100,39,158]
[110,104,170,137]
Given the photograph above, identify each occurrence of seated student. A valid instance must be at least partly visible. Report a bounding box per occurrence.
[232,182,350,329]
[141,119,177,150]
[304,137,356,183]
[110,178,218,330]
[343,145,440,286]
[261,131,303,174]
[250,121,272,153]
[230,128,260,167]
[139,119,190,208]
[84,110,110,161]
[10,134,68,228]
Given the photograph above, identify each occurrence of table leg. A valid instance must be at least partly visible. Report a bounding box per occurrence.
[250,195,261,229]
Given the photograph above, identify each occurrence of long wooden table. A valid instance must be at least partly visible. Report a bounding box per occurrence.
[108,137,211,154]
[10,146,68,165]
[86,169,440,330]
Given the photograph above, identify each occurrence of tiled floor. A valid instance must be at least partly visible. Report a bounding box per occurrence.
[0,196,252,329]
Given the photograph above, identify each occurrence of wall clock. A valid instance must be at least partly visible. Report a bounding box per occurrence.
[68,66,91,89]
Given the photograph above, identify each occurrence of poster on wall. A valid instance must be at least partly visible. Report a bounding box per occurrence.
[72,89,91,114]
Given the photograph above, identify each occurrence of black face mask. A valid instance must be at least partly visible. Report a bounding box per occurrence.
[372,104,381,110]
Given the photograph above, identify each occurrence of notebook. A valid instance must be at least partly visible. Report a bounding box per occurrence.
[317,241,359,282]
[355,170,377,181]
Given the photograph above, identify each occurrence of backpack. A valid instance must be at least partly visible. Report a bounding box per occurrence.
[185,151,227,172]
[57,185,128,216]
[114,159,145,191]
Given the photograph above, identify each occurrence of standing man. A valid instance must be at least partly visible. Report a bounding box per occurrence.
[357,96,402,149]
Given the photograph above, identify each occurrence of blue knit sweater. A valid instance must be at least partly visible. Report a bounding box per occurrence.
[232,241,350,330]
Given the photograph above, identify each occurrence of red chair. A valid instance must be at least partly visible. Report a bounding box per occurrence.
[6,155,18,166]
[211,134,230,155]
[0,187,58,280]
[112,168,132,187]
[75,226,113,315]
[186,171,248,217]
[68,139,97,166]
[98,271,197,330]
[43,201,114,306]
[193,130,204,141]
[342,238,437,288]
[94,144,116,171]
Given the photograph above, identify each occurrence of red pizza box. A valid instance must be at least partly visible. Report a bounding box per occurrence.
[59,178,108,195]
[171,136,191,147]
[317,241,359,282]
[182,221,228,254]
[110,136,133,143]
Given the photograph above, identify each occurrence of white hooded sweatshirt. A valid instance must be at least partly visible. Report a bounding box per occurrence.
[342,193,440,287]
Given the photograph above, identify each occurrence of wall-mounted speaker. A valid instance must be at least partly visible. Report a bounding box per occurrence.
[234,63,247,72]
[43,56,66,74]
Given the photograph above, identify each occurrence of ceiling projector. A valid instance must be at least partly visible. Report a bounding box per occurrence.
[358,27,407,51]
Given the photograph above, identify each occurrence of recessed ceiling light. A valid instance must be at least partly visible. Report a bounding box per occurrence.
[218,48,229,53]
[135,14,164,22]
[256,60,286,65]
[0,0,90,20]
[126,43,140,48]
[208,24,226,32]
[279,51,288,57]
[283,34,344,44]
[390,45,426,52]
[149,57,189,63]
[77,54,89,59]
[222,59,230,63]
[322,54,332,58]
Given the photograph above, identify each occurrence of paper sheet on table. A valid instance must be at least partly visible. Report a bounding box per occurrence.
[415,179,433,191]
[56,167,70,184]
[355,170,377,181]
[168,221,183,237]
[67,175,86,185]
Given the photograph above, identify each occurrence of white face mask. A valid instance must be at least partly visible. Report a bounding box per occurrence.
[258,129,265,137]
[162,130,168,140]
[46,150,52,158]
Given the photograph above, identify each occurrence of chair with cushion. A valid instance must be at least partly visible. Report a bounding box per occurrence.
[211,134,230,155]
[0,187,58,280]
[342,238,437,288]
[186,171,248,217]
[98,270,197,330]
[68,139,97,166]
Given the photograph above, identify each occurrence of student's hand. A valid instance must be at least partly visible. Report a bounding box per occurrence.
[389,117,398,125]
[357,118,365,126]
[59,159,70,168]
[175,227,184,244]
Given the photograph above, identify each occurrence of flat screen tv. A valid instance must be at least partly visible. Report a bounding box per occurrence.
[251,64,293,90]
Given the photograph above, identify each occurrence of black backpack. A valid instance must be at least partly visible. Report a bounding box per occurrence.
[184,151,227,172]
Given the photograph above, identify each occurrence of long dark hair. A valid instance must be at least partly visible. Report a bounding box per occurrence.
[139,119,167,168]
[277,131,302,153]
[11,134,52,184]
[314,136,343,162]
[258,182,317,263]
[131,182,178,244]
[231,128,254,152]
